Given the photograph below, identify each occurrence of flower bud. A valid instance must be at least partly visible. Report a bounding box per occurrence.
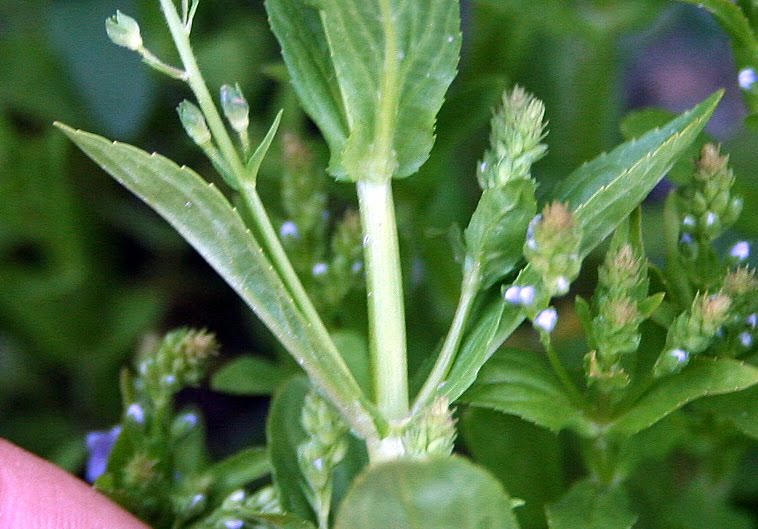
[220,84,250,134]
[534,307,558,334]
[403,397,456,458]
[524,202,582,297]
[177,101,212,146]
[106,11,143,51]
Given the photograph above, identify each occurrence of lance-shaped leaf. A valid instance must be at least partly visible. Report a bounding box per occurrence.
[608,357,758,438]
[442,92,723,404]
[266,0,461,180]
[56,124,378,440]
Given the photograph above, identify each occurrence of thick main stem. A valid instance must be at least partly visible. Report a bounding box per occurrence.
[358,179,409,421]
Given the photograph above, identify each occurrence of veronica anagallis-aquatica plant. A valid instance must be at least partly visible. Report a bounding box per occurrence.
[56,0,758,528]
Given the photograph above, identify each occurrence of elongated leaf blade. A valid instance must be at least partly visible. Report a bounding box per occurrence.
[334,456,521,529]
[56,124,374,436]
[211,356,289,396]
[461,349,592,436]
[265,0,348,160]
[268,0,461,179]
[609,357,758,438]
[444,93,722,404]
[545,480,637,529]
[696,385,758,440]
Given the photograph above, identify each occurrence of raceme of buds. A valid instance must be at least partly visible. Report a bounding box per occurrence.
[106,11,143,51]
[402,397,457,458]
[654,292,732,377]
[220,84,250,134]
[477,86,548,189]
[140,328,219,393]
[597,243,647,303]
[677,143,742,244]
[524,202,582,297]
[297,391,348,526]
[178,101,212,147]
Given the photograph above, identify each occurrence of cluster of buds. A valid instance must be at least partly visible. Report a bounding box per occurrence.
[197,486,282,529]
[144,328,220,392]
[524,202,583,297]
[297,391,349,528]
[583,240,652,391]
[654,291,732,377]
[477,86,548,189]
[677,144,742,254]
[713,267,758,356]
[402,397,457,458]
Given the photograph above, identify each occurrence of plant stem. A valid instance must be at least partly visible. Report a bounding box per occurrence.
[413,259,481,413]
[158,0,245,179]
[541,334,585,406]
[357,179,409,421]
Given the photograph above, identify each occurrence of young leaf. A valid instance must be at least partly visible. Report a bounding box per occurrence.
[267,0,461,180]
[609,357,758,438]
[267,376,314,523]
[56,124,378,440]
[545,480,637,529]
[211,356,289,396]
[334,457,521,529]
[444,92,723,405]
[461,348,592,436]
[465,179,537,289]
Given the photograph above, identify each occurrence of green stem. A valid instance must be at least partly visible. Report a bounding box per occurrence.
[663,192,693,308]
[413,259,481,413]
[158,0,382,441]
[159,0,246,179]
[541,334,585,406]
[357,179,409,421]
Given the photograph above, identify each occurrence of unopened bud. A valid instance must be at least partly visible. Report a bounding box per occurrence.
[177,101,212,146]
[106,11,143,51]
[220,84,250,133]
[534,307,558,334]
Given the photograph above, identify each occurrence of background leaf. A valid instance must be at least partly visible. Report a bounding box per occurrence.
[211,356,288,396]
[545,479,637,529]
[334,456,521,529]
[696,385,758,440]
[609,358,758,438]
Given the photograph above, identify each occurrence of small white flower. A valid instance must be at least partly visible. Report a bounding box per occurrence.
[279,220,299,239]
[704,212,718,227]
[729,241,750,261]
[126,403,145,424]
[503,286,521,304]
[229,490,246,503]
[518,285,536,306]
[534,308,558,334]
[670,348,689,364]
[747,313,757,329]
[189,493,205,508]
[224,520,244,529]
[738,332,753,348]
[682,214,697,229]
[312,262,328,276]
[351,261,364,274]
[738,67,757,91]
[553,276,570,296]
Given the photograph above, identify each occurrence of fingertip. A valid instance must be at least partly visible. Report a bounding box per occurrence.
[0,439,150,529]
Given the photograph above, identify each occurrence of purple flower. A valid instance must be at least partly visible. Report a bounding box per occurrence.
[85,425,122,483]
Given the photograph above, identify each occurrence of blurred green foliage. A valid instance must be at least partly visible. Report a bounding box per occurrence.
[0,5,756,522]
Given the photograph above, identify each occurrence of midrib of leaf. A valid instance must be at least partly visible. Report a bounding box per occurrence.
[374,0,401,180]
